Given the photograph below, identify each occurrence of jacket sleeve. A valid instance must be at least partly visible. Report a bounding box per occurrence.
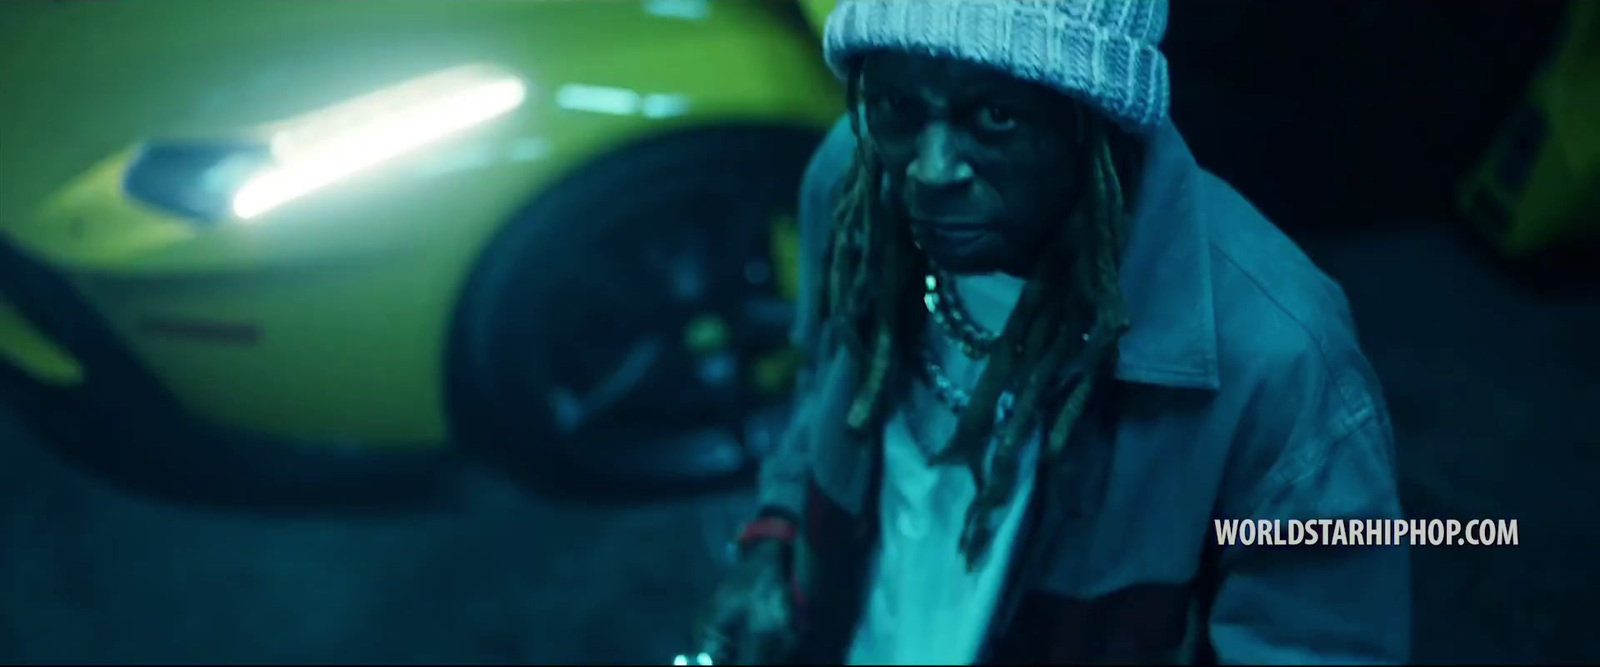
[1207,342,1411,665]
[756,116,856,518]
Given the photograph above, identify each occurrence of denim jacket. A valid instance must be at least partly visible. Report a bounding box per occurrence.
[757,117,1410,664]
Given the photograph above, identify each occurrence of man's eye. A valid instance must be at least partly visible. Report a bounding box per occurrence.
[975,105,1019,133]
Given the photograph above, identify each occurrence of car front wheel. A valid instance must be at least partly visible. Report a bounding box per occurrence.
[451,125,822,497]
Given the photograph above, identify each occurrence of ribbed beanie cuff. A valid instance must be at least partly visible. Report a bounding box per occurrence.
[823,0,1171,135]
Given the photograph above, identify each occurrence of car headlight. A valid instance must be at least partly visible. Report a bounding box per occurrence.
[124,63,528,224]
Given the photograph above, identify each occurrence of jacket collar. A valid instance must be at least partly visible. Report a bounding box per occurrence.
[1112,123,1220,390]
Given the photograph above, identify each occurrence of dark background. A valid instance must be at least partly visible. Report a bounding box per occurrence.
[2,1,1596,663]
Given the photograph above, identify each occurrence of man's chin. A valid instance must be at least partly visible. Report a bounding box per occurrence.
[923,246,1011,276]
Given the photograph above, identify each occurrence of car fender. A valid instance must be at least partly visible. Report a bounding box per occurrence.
[0,0,842,276]
[0,1,843,446]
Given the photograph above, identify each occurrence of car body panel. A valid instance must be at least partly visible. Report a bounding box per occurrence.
[0,0,841,448]
[0,294,83,386]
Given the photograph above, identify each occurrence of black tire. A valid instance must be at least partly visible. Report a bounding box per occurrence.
[449,124,822,498]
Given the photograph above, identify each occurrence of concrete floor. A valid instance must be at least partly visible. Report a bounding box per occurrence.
[0,219,1596,664]
[0,413,748,664]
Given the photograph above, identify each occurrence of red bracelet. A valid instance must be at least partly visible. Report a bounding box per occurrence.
[737,516,798,549]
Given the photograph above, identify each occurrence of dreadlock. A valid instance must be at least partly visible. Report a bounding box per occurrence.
[819,75,1140,567]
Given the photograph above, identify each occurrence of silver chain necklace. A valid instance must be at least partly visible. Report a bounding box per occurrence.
[914,344,1016,421]
[923,270,998,359]
[906,344,1019,464]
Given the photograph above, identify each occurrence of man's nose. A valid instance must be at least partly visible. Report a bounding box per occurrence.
[906,123,974,190]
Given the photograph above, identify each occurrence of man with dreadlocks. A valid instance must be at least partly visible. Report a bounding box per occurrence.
[699,0,1409,664]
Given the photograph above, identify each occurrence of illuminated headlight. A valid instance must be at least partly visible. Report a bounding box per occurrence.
[123,63,527,223]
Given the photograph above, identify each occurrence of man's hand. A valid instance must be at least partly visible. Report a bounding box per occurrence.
[698,540,798,665]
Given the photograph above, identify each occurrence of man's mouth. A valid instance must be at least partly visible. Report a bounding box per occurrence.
[914,221,991,249]
[906,210,990,226]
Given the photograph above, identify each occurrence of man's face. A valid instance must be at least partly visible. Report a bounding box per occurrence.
[858,52,1087,275]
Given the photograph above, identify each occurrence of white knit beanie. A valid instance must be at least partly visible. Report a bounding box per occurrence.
[823,0,1171,136]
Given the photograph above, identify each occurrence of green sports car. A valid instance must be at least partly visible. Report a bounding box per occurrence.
[0,0,842,502]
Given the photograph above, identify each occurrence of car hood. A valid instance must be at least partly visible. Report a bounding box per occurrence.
[0,0,528,222]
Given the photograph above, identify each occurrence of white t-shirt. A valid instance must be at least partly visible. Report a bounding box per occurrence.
[846,273,1042,666]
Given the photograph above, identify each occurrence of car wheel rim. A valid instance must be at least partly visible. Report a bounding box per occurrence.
[492,179,796,482]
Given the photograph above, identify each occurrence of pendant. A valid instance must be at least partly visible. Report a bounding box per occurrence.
[996,391,1016,424]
